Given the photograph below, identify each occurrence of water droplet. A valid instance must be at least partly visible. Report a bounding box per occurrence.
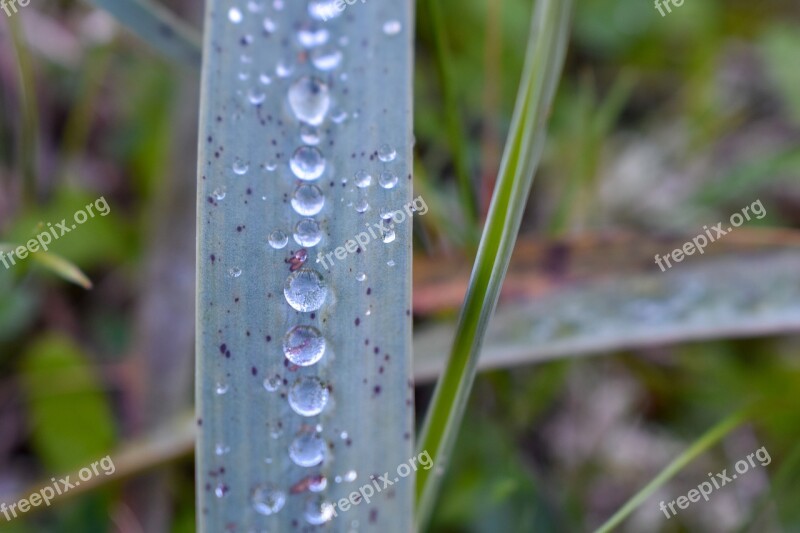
[247,0,264,12]
[215,443,231,456]
[229,267,242,278]
[240,53,253,64]
[291,184,325,216]
[252,485,286,515]
[308,0,340,21]
[241,34,254,45]
[340,430,348,439]
[215,382,229,395]
[356,272,366,282]
[344,470,357,482]
[289,377,330,416]
[300,124,321,145]
[354,198,369,213]
[354,170,372,188]
[311,48,343,71]
[378,144,397,162]
[379,171,398,189]
[284,269,327,312]
[276,60,294,78]
[294,218,322,247]
[228,7,243,23]
[290,146,326,180]
[214,483,228,498]
[289,428,326,467]
[238,71,250,81]
[383,20,402,35]
[382,225,396,243]
[309,475,328,492]
[262,17,277,33]
[273,0,284,10]
[265,160,278,171]
[288,76,330,126]
[283,325,326,365]
[263,375,281,391]
[268,230,289,249]
[331,109,348,124]
[387,259,396,267]
[298,27,330,48]
[259,73,272,85]
[212,187,226,200]
[233,159,249,175]
[248,88,266,105]
[304,496,334,525]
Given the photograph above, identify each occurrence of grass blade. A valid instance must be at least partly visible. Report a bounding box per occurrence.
[415,0,573,527]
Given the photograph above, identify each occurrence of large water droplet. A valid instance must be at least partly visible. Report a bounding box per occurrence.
[354,170,372,188]
[288,76,330,126]
[289,428,326,467]
[298,27,330,48]
[283,325,326,366]
[383,20,402,35]
[233,159,249,175]
[304,496,334,525]
[311,48,343,71]
[378,144,397,162]
[285,270,326,319]
[228,7,243,23]
[379,171,398,189]
[252,485,286,515]
[291,184,325,216]
[289,377,330,416]
[294,218,322,247]
[268,230,289,249]
[290,146,326,180]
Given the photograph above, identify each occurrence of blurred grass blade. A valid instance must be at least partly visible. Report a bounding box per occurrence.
[31,250,94,289]
[85,0,202,67]
[196,1,413,531]
[594,410,749,533]
[8,16,39,205]
[415,0,573,528]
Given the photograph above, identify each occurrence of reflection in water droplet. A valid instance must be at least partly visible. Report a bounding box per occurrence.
[354,170,372,188]
[304,496,335,525]
[383,20,402,35]
[290,146,326,180]
[229,267,242,278]
[291,184,325,216]
[228,7,243,23]
[311,48,343,71]
[379,171,398,189]
[378,144,397,162]
[294,218,322,247]
[288,76,331,126]
[283,325,326,366]
[252,485,286,515]
[289,428,326,467]
[233,159,249,175]
[268,230,289,249]
[289,376,330,416]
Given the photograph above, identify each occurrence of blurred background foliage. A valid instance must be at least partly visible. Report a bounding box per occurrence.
[0,0,799,531]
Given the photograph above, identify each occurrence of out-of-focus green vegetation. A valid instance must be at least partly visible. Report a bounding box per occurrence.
[0,0,798,531]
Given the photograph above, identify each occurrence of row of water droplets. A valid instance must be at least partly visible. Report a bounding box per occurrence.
[221,1,403,525]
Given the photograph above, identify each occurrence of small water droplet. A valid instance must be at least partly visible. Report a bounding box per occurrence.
[379,171,398,189]
[252,485,286,515]
[354,198,369,213]
[290,146,326,180]
[262,17,277,33]
[228,7,243,23]
[263,375,281,391]
[289,376,330,416]
[265,160,278,171]
[273,0,284,10]
[378,144,397,162]
[259,73,272,85]
[233,159,249,175]
[387,259,396,267]
[288,76,331,126]
[229,267,242,278]
[247,0,264,12]
[340,430,348,439]
[356,272,366,282]
[248,88,266,105]
[268,230,289,249]
[383,20,402,35]
[344,470,357,482]
[294,218,322,247]
[212,186,226,200]
[331,109,348,124]
[276,60,294,78]
[284,269,327,311]
[382,226,396,243]
[304,496,334,525]
[238,71,250,81]
[240,53,253,64]
[283,325,326,366]
[300,124,321,145]
[215,382,229,395]
[289,428,326,467]
[354,170,372,188]
[311,48,343,71]
[215,443,231,456]
[298,27,330,48]
[291,184,325,216]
